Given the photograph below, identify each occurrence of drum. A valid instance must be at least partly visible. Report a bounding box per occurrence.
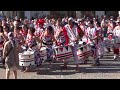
[103,37,114,48]
[40,47,47,61]
[19,50,35,66]
[77,43,93,60]
[54,45,73,60]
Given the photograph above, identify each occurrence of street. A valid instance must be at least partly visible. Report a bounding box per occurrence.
[0,50,120,79]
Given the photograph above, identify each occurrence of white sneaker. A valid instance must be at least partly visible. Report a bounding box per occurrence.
[113,55,119,60]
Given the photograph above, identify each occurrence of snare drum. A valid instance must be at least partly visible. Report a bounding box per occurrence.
[54,45,73,60]
[40,47,47,61]
[19,50,35,66]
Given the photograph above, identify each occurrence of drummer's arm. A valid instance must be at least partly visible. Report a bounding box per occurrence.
[39,35,43,49]
[20,36,25,45]
[52,35,57,45]
[78,28,84,39]
[35,36,40,43]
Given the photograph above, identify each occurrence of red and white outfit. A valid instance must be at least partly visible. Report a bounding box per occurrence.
[34,19,44,37]
[34,27,44,37]
[107,22,114,37]
[113,26,120,58]
[20,29,27,40]
[63,24,81,64]
[55,26,68,46]
[96,26,104,56]
[86,26,100,63]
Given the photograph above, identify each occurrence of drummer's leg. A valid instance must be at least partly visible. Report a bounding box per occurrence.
[63,59,68,69]
[92,46,100,65]
[113,48,119,60]
[23,67,30,72]
[72,46,79,71]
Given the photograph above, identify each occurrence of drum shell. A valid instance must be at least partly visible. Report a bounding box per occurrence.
[40,47,47,61]
[77,44,93,60]
[54,45,73,60]
[19,51,35,66]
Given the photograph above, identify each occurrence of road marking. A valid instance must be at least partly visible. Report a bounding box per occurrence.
[86,68,120,69]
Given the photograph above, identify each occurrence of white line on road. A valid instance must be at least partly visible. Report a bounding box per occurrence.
[86,68,120,69]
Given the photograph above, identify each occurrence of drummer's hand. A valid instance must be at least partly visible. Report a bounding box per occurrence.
[72,38,77,42]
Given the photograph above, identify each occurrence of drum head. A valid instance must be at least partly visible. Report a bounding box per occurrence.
[22,51,34,55]
[40,47,46,51]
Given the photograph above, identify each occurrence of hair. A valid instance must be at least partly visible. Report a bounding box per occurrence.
[22,24,28,30]
[29,27,35,34]
[3,25,9,32]
[47,26,54,35]
[96,22,101,27]
[14,26,21,31]
[89,20,94,24]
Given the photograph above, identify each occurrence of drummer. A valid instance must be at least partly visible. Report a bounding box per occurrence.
[40,24,56,68]
[107,18,114,53]
[24,26,41,72]
[112,19,120,60]
[63,17,83,71]
[14,26,25,52]
[86,20,101,66]
[54,19,69,69]
[34,19,44,38]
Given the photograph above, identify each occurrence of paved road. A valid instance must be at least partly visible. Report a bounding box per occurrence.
[0,51,120,79]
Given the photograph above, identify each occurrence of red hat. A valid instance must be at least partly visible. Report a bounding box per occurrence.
[36,19,44,26]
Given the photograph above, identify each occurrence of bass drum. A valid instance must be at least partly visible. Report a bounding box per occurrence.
[19,50,35,67]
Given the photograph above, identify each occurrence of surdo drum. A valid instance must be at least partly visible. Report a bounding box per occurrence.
[54,45,73,60]
[77,41,93,60]
[19,50,35,66]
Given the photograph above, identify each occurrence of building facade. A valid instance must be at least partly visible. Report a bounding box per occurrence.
[2,11,119,19]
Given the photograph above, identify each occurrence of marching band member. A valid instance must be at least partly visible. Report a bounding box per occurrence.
[14,26,25,48]
[63,17,83,71]
[34,19,44,38]
[112,19,120,60]
[20,24,28,40]
[0,26,8,47]
[3,25,10,42]
[40,24,56,68]
[24,27,41,72]
[101,15,108,38]
[95,22,104,58]
[55,20,69,68]
[86,20,101,66]
[106,19,114,53]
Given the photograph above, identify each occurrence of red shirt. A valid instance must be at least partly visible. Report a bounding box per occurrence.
[20,30,27,36]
